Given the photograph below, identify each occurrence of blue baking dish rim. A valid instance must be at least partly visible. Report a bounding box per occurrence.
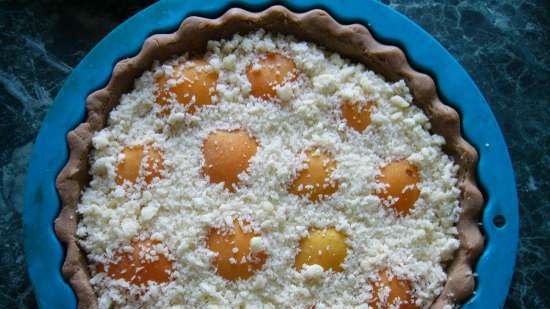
[23,0,518,308]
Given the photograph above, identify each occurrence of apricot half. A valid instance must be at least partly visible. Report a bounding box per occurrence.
[207,219,268,281]
[369,271,418,309]
[156,59,218,113]
[295,227,347,272]
[376,160,420,215]
[289,149,338,202]
[341,100,374,133]
[97,239,173,286]
[246,53,297,99]
[202,129,258,191]
[115,145,164,185]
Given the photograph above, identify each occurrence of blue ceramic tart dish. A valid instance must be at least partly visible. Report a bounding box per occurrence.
[23,1,518,308]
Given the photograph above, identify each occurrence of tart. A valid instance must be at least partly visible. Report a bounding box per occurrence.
[55,6,484,309]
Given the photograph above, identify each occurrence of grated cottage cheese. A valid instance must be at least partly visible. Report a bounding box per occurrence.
[77,30,461,309]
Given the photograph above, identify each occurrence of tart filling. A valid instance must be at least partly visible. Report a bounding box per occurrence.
[77,31,461,309]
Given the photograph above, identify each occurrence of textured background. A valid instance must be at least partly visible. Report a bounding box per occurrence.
[0,0,548,308]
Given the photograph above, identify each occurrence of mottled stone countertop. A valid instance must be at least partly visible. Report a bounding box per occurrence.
[0,0,547,308]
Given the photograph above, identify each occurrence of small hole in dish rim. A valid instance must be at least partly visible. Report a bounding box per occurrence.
[493,215,506,228]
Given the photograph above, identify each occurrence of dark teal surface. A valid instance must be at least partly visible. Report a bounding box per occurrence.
[1,1,547,308]
[23,0,518,307]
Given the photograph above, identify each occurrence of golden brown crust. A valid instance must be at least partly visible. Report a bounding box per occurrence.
[55,6,484,308]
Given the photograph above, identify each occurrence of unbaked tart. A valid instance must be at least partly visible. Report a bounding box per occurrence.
[55,6,484,309]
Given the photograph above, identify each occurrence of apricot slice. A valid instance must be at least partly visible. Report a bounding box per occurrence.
[295,227,347,272]
[202,129,258,191]
[115,145,164,185]
[156,59,218,113]
[246,53,297,99]
[207,219,268,281]
[375,160,420,215]
[97,239,173,286]
[289,149,338,202]
[369,271,418,309]
[341,100,374,133]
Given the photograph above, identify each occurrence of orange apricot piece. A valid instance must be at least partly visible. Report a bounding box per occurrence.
[97,239,173,286]
[115,145,164,186]
[246,53,297,99]
[341,100,374,133]
[295,227,348,272]
[369,271,419,309]
[207,219,268,281]
[202,129,258,191]
[156,59,218,113]
[375,160,420,215]
[289,149,338,202]
[143,146,164,184]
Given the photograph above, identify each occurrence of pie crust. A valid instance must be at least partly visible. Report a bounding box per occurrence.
[55,6,484,309]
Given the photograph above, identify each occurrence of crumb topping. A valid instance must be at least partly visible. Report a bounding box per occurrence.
[78,30,461,309]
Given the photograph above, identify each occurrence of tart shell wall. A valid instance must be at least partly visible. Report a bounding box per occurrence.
[55,5,484,309]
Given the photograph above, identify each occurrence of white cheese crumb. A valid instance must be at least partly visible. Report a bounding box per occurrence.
[222,54,237,70]
[140,205,158,222]
[120,218,138,237]
[313,74,338,94]
[249,236,265,253]
[92,131,110,149]
[390,95,410,108]
[301,264,324,281]
[276,83,293,101]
